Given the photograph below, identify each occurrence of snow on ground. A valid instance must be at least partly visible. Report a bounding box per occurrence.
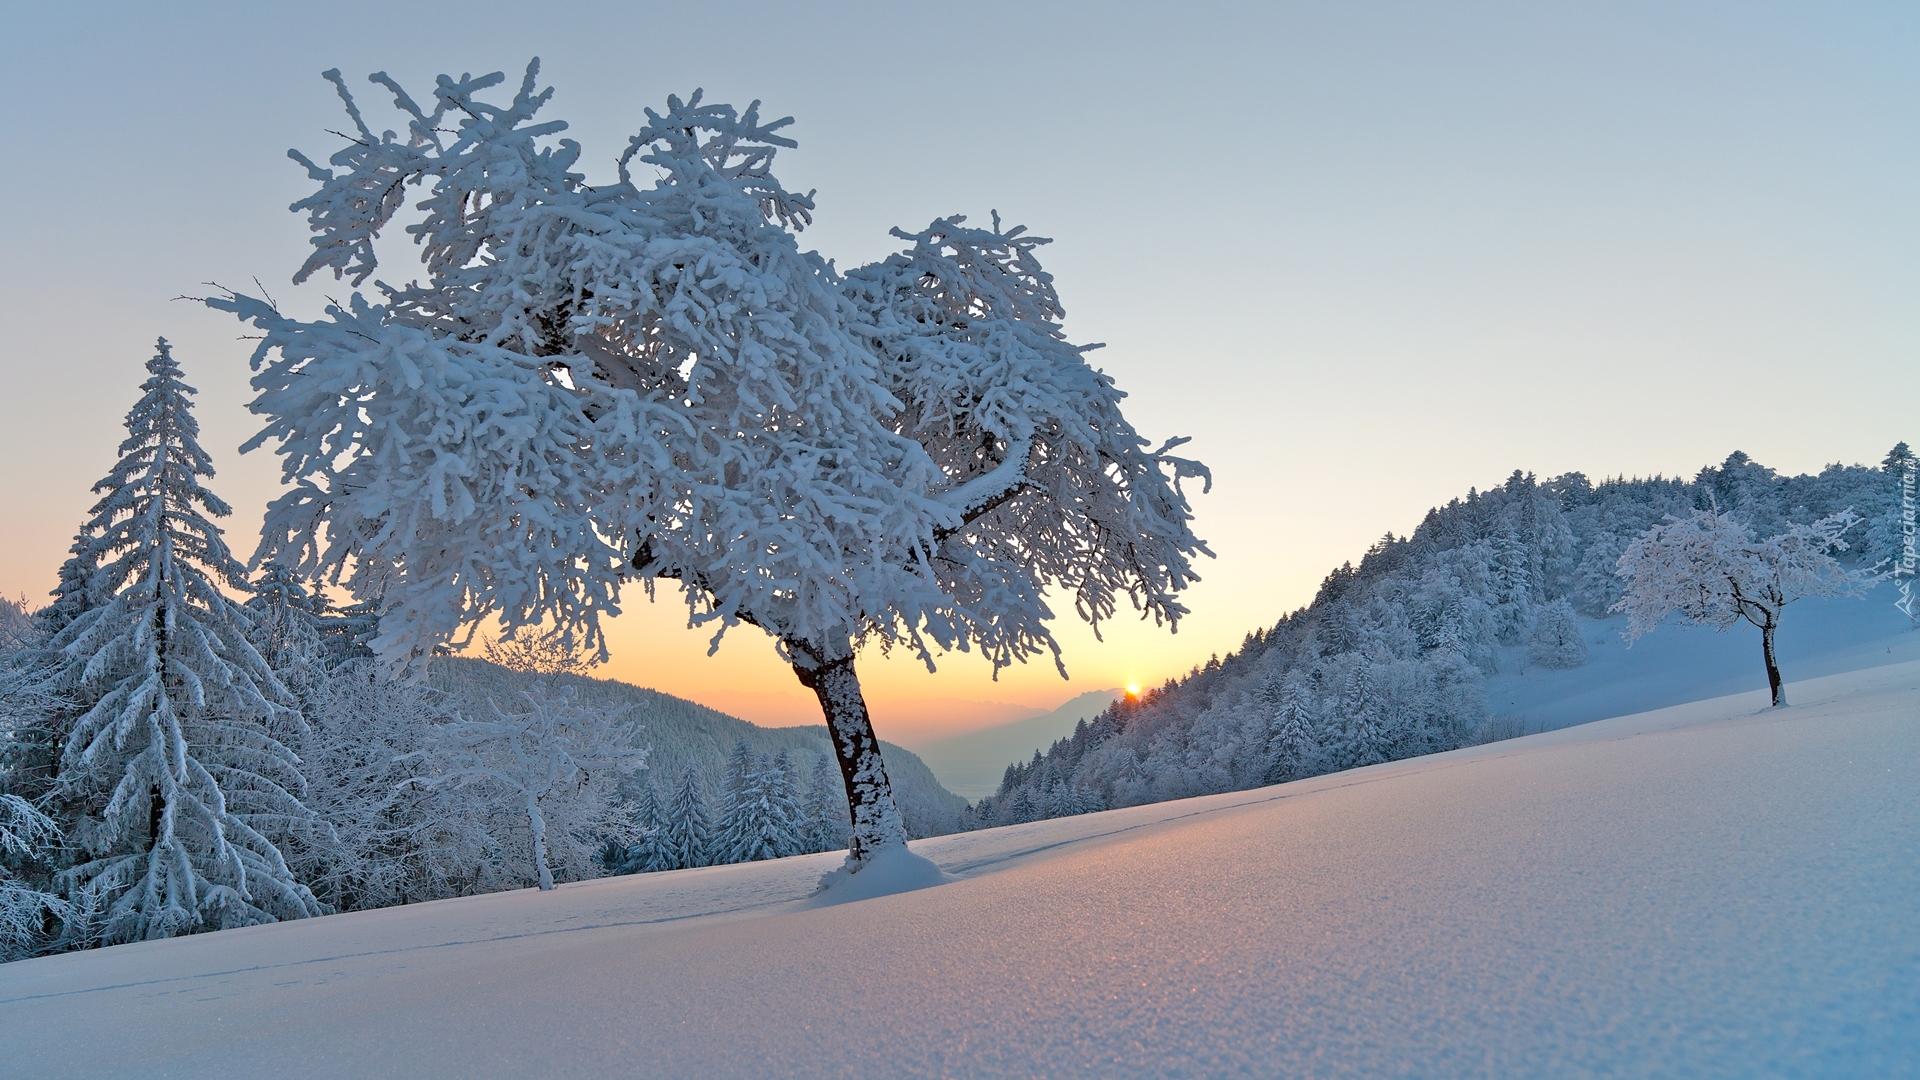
[3,658,1916,1077]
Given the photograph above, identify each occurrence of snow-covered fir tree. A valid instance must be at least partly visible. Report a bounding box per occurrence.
[657,763,711,871]
[243,563,333,698]
[1264,671,1319,783]
[0,794,69,960]
[45,340,322,942]
[711,742,805,864]
[210,66,1207,871]
[802,754,848,855]
[611,775,666,874]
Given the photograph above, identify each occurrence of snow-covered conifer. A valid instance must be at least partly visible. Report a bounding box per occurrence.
[1264,672,1319,782]
[1490,532,1533,644]
[712,743,804,863]
[1322,656,1387,770]
[612,776,666,874]
[803,754,847,854]
[657,763,711,870]
[49,340,321,942]
[0,794,70,960]
[1613,507,1866,706]
[246,563,329,693]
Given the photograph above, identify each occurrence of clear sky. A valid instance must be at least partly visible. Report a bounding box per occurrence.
[2,2,1914,742]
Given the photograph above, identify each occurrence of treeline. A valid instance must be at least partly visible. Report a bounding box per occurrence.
[964,447,1914,830]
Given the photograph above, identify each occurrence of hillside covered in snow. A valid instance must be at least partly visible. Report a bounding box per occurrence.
[3,658,1913,1076]
[965,449,1913,829]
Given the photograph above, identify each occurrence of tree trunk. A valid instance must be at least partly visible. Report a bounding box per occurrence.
[1761,621,1786,707]
[526,791,554,890]
[789,644,906,866]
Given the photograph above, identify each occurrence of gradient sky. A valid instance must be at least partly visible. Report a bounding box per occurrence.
[2,2,1914,741]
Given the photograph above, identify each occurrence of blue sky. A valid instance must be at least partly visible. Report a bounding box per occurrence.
[1,2,1913,734]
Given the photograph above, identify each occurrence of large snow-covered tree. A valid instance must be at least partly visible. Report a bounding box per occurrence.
[1613,507,1866,707]
[210,63,1206,869]
[47,341,322,942]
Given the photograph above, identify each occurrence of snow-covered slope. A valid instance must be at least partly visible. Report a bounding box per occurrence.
[906,688,1123,797]
[4,661,1915,1077]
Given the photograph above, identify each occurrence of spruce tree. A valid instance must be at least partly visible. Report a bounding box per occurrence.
[245,563,330,698]
[804,754,847,854]
[657,763,711,870]
[713,743,804,864]
[613,776,666,874]
[1265,672,1319,783]
[764,751,806,858]
[48,340,322,942]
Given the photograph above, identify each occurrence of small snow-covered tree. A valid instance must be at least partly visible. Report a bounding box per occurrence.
[1321,655,1387,770]
[211,66,1207,872]
[1264,672,1319,782]
[412,685,643,890]
[712,743,804,864]
[1613,507,1866,707]
[1,794,70,960]
[611,775,665,874]
[802,754,846,854]
[0,596,35,656]
[657,763,711,870]
[1525,598,1588,670]
[48,340,322,942]
[284,662,515,909]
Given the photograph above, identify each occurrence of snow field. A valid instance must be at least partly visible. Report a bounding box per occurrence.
[2,658,1916,1077]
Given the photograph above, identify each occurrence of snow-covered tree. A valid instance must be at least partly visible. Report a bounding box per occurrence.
[1525,598,1588,670]
[611,775,666,874]
[245,563,329,693]
[0,596,34,656]
[657,763,711,870]
[1321,655,1388,770]
[281,662,512,910]
[48,340,322,942]
[802,754,846,854]
[1264,671,1319,782]
[712,742,803,864]
[209,65,1208,871]
[1613,507,1867,707]
[0,794,70,960]
[411,685,643,890]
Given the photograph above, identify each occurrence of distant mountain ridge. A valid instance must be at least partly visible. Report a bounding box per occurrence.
[431,658,968,838]
[906,689,1125,798]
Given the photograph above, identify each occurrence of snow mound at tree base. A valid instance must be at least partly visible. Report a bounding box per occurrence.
[806,844,952,907]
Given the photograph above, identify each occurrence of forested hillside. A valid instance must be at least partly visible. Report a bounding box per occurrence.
[966,448,1913,828]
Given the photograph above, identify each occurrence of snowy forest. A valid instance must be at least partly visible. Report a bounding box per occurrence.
[963,447,1913,829]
